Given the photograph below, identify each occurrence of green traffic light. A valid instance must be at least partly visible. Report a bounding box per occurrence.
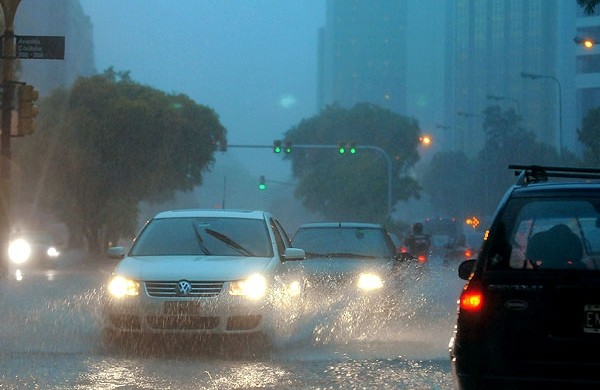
[258,183,266,190]
[338,147,346,154]
[274,146,281,153]
[349,146,356,154]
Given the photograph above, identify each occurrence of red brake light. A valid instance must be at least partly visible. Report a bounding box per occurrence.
[464,248,473,258]
[400,246,407,254]
[460,290,483,311]
[417,254,427,263]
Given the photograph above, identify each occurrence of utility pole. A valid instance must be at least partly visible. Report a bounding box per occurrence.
[0,0,20,272]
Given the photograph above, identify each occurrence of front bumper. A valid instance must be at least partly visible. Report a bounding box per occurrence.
[104,290,267,335]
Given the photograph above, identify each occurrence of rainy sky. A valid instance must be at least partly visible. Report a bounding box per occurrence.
[78,0,326,147]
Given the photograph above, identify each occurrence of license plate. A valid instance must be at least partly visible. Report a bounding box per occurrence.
[164,301,202,316]
[583,304,600,333]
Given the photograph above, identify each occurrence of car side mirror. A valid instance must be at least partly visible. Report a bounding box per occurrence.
[458,259,476,280]
[282,247,305,261]
[107,246,126,259]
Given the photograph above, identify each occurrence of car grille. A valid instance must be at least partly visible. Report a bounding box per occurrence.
[145,281,225,297]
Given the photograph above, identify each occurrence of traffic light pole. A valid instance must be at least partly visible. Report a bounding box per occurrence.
[0,0,20,272]
[226,142,394,215]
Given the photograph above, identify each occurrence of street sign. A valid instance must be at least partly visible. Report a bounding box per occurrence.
[15,35,64,59]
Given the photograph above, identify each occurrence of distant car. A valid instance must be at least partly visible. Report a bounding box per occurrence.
[7,230,61,268]
[423,217,464,260]
[291,222,400,295]
[103,209,305,349]
[450,165,600,388]
[442,231,486,264]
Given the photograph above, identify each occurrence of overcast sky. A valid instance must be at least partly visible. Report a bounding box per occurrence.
[78,0,325,146]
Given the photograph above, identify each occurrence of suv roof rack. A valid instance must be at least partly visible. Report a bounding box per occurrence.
[509,164,600,185]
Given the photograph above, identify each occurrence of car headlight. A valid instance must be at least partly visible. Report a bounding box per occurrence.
[229,273,267,300]
[47,246,60,258]
[8,238,31,265]
[288,280,302,297]
[108,275,140,298]
[357,272,384,291]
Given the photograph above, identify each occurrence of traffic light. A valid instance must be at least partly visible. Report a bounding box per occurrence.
[284,141,292,154]
[273,140,282,153]
[348,143,357,154]
[258,175,266,190]
[17,84,39,135]
[338,142,356,155]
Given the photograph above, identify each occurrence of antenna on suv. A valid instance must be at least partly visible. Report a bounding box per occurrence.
[509,165,600,185]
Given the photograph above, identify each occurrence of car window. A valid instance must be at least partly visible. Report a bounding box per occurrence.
[486,198,600,270]
[130,217,273,257]
[292,227,395,258]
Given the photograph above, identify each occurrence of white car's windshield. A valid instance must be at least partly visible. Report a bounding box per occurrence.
[130,217,273,257]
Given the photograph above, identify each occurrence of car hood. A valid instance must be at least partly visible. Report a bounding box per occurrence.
[113,255,277,281]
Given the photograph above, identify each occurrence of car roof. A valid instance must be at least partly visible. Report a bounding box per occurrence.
[153,209,270,220]
[297,222,384,229]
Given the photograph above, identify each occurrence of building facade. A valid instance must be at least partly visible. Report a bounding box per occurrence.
[317,0,407,114]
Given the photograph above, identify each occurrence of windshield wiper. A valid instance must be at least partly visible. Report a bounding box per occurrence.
[205,228,255,256]
[192,223,211,255]
[304,251,331,259]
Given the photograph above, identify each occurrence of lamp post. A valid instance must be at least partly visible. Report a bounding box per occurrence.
[486,94,521,115]
[521,71,563,159]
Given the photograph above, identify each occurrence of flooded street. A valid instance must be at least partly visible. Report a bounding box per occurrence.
[0,252,464,389]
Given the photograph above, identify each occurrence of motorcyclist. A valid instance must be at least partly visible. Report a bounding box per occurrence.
[404,222,431,261]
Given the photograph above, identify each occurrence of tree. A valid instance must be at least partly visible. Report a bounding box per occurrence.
[579,107,600,167]
[13,69,226,253]
[578,0,600,14]
[284,103,421,222]
[422,151,476,218]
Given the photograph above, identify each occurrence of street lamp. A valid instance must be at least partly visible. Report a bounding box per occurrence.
[486,94,521,115]
[521,71,563,159]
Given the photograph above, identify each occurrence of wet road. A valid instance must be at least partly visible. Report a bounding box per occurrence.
[0,252,465,389]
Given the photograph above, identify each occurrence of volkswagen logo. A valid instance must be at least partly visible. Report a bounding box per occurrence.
[176,280,192,295]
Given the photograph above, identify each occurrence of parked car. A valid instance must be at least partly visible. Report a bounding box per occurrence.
[450,165,600,389]
[7,230,61,268]
[291,222,400,296]
[103,209,305,350]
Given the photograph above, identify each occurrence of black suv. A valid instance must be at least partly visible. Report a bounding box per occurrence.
[450,165,600,389]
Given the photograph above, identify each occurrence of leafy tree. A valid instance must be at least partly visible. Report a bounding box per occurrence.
[422,105,563,220]
[579,107,600,167]
[284,103,421,222]
[578,0,600,14]
[13,69,226,253]
[422,151,476,218]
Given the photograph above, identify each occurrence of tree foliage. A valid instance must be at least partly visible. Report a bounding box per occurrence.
[284,103,421,222]
[578,0,600,14]
[13,69,226,253]
[422,105,561,220]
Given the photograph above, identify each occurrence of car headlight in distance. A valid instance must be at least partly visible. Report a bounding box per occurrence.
[108,275,140,298]
[229,273,267,300]
[47,246,60,258]
[8,238,31,265]
[357,272,384,291]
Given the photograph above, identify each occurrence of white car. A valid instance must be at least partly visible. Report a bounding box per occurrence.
[103,209,305,348]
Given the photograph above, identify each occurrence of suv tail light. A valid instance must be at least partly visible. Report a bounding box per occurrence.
[459,286,483,311]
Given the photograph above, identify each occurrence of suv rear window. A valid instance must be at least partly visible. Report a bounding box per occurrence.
[486,197,600,271]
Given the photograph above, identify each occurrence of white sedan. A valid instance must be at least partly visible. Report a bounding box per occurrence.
[103,209,304,347]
